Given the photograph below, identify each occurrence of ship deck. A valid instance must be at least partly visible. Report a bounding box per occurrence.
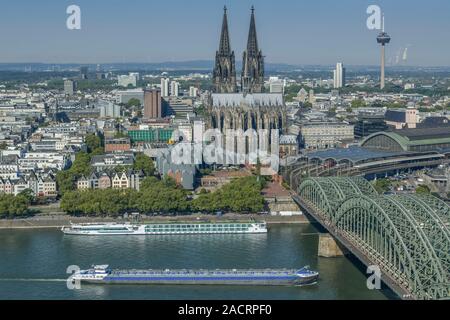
[108,269,298,276]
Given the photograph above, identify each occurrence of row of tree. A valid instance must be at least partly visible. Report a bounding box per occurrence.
[60,176,266,216]
[0,192,33,218]
[192,177,266,213]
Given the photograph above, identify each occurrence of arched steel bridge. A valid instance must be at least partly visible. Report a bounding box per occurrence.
[294,177,450,300]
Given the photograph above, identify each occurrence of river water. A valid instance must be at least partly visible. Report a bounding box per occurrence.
[0,224,395,300]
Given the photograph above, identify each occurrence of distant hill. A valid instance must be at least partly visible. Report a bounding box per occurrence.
[0,61,300,72]
[0,62,449,73]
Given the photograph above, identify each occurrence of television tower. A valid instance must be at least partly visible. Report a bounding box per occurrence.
[377,15,391,89]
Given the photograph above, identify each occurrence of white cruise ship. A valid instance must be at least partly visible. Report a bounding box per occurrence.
[61,221,268,236]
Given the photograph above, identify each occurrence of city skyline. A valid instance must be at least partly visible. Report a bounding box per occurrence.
[0,0,449,66]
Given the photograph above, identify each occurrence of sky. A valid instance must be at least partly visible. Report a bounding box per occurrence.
[0,0,449,66]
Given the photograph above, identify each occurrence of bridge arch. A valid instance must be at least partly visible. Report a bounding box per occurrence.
[334,195,449,300]
[297,177,377,219]
[296,177,450,300]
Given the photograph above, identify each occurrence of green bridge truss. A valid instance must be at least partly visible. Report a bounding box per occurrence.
[297,177,450,300]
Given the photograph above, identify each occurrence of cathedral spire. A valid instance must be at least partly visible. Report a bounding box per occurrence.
[213,6,237,93]
[241,6,264,93]
[246,5,259,57]
[219,6,231,55]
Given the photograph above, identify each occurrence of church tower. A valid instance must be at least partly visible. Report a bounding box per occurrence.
[241,6,265,93]
[212,6,237,93]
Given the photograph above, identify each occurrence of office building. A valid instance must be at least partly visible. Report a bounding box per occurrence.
[333,63,345,89]
[300,122,354,150]
[64,80,76,96]
[165,97,194,118]
[170,81,180,97]
[189,86,199,97]
[354,114,388,139]
[161,78,170,97]
[99,101,121,119]
[144,89,162,119]
[80,66,88,80]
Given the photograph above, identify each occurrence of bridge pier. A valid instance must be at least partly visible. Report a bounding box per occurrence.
[318,233,347,257]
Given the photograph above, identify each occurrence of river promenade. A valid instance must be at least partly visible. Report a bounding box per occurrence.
[0,213,309,229]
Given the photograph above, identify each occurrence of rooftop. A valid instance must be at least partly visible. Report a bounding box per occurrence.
[306,146,409,164]
[394,127,450,141]
[211,93,284,108]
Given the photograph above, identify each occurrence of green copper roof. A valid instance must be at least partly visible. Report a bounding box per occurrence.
[362,131,450,151]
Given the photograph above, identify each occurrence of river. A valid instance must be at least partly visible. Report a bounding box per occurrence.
[0,224,395,300]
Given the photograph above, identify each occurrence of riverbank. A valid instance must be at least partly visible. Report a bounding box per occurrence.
[0,213,309,229]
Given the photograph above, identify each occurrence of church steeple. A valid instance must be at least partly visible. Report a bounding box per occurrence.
[246,6,259,57]
[219,6,231,55]
[242,6,264,93]
[213,6,237,93]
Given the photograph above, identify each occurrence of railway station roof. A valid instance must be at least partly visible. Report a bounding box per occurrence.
[306,146,409,164]
[361,128,450,152]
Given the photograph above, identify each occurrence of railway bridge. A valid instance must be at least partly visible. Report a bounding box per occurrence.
[293,176,450,300]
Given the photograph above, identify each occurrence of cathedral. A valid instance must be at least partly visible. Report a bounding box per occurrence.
[208,6,286,134]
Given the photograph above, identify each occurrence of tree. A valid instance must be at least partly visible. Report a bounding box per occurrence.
[19,189,35,204]
[192,176,266,214]
[302,102,313,109]
[56,152,91,195]
[0,142,7,150]
[0,194,30,219]
[133,153,155,176]
[85,134,102,153]
[351,99,366,109]
[416,185,431,194]
[114,131,128,139]
[127,98,141,108]
[374,179,391,194]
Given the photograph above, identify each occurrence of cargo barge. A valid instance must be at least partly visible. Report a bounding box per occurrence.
[71,265,319,286]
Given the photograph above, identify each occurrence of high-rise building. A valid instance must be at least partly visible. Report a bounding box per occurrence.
[80,66,88,80]
[212,6,237,93]
[144,89,162,119]
[170,81,180,97]
[241,6,264,93]
[333,63,346,89]
[96,64,105,79]
[377,16,391,89]
[64,80,76,96]
[161,78,170,97]
[189,86,199,97]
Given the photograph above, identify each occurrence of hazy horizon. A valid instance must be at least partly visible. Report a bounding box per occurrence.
[1,0,450,67]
